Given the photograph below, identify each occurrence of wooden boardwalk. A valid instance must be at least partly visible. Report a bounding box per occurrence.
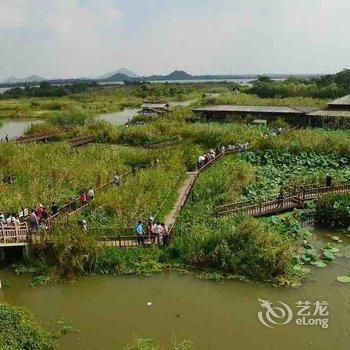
[98,172,198,248]
[164,172,198,229]
[0,223,29,248]
[69,136,95,148]
[15,131,58,144]
[99,151,238,247]
[215,183,350,218]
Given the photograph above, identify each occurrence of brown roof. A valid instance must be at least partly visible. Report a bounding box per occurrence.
[328,94,350,106]
[141,103,169,109]
[307,109,350,118]
[193,105,314,114]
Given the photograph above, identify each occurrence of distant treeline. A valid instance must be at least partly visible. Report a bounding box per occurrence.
[247,69,350,99]
[0,81,99,99]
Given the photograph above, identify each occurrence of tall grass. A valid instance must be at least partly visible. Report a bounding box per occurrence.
[0,142,156,212]
[192,93,328,108]
[258,128,350,155]
[315,194,350,229]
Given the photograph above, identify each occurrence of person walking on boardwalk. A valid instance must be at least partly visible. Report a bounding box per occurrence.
[146,219,155,243]
[35,204,44,222]
[277,187,285,208]
[135,220,144,245]
[325,174,333,188]
[161,223,169,245]
[80,192,88,205]
[87,187,95,201]
[0,212,5,224]
[30,210,39,231]
[81,220,88,233]
[154,222,164,245]
[114,173,121,187]
[51,202,59,215]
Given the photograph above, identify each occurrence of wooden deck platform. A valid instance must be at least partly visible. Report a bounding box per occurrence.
[0,222,30,248]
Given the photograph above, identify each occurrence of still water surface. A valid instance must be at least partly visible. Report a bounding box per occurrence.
[0,101,194,138]
[0,119,42,139]
[1,231,349,350]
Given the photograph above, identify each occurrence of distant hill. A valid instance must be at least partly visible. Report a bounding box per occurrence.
[97,68,138,80]
[2,75,45,84]
[102,72,136,82]
[141,70,195,81]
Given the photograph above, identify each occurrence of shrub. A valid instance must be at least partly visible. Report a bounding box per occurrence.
[48,106,92,129]
[172,217,293,282]
[0,302,55,350]
[315,194,350,229]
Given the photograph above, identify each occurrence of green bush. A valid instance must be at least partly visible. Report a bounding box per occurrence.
[48,106,92,129]
[315,194,350,229]
[0,302,55,350]
[172,217,293,282]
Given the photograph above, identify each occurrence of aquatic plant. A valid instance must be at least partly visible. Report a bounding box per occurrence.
[0,302,56,349]
[314,194,350,229]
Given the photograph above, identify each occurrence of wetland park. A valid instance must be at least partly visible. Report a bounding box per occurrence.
[1,71,350,349]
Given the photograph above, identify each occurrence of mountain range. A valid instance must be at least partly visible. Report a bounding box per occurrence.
[0,68,322,87]
[2,75,46,84]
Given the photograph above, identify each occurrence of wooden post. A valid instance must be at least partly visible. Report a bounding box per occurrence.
[0,223,4,244]
[118,235,121,248]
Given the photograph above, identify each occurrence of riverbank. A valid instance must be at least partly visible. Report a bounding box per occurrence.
[1,234,350,350]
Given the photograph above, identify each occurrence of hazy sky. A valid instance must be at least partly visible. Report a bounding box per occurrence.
[0,0,349,79]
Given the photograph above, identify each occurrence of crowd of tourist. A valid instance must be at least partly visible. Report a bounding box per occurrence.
[0,212,21,226]
[197,142,250,169]
[134,217,169,246]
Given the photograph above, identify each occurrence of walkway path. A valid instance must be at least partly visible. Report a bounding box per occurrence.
[164,172,198,229]
[98,150,239,248]
[215,183,350,218]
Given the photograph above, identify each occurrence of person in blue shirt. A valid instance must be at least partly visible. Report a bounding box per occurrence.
[135,220,144,244]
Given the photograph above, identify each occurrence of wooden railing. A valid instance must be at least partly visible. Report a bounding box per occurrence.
[0,222,29,245]
[69,136,95,148]
[215,182,350,218]
[15,131,59,144]
[99,233,171,248]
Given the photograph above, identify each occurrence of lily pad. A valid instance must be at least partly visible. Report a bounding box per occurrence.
[322,250,335,261]
[337,276,350,283]
[311,261,327,268]
[327,247,340,253]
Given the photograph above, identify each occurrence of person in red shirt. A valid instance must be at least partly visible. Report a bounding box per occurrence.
[80,192,87,205]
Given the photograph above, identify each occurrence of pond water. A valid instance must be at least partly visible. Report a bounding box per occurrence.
[96,108,139,126]
[1,230,350,350]
[96,101,195,125]
[0,101,194,138]
[0,119,42,139]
